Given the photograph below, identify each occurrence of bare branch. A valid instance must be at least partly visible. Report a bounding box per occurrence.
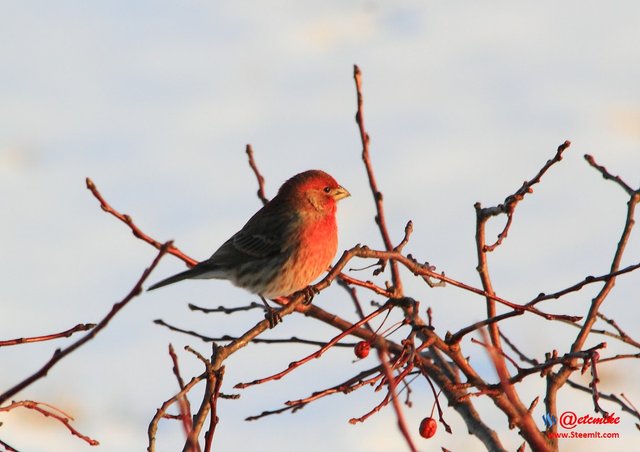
[0,243,171,405]
[370,346,418,452]
[584,154,636,195]
[245,144,269,205]
[154,318,357,347]
[479,140,571,252]
[86,178,197,267]
[0,400,99,446]
[353,64,404,297]
[168,344,193,439]
[235,302,393,389]
[0,323,95,347]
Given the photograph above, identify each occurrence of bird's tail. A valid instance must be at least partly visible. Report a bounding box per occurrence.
[147,266,209,291]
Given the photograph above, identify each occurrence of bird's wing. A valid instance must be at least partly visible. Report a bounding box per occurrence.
[206,222,289,267]
[231,231,282,258]
[204,202,298,267]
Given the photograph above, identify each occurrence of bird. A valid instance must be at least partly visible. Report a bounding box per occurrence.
[148,170,350,324]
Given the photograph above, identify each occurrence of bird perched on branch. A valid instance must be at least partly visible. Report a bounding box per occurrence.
[148,170,350,324]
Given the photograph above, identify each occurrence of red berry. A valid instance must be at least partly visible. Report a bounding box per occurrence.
[354,341,370,359]
[419,417,437,438]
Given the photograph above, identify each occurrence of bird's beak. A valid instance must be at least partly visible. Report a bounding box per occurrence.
[333,186,351,201]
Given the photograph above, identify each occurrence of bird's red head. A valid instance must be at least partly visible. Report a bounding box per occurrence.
[278,170,350,214]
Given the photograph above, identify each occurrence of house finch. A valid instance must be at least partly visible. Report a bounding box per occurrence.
[148,170,350,320]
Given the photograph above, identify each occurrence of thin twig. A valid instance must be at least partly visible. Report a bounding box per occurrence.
[480,140,571,252]
[148,375,205,452]
[584,154,635,195]
[154,318,357,347]
[86,178,197,267]
[336,278,374,331]
[374,344,417,452]
[203,347,224,452]
[353,65,403,297]
[565,380,640,422]
[0,323,96,347]
[235,302,393,389]
[499,331,538,366]
[188,302,264,314]
[245,144,269,205]
[0,243,171,405]
[587,351,609,416]
[480,329,548,450]
[526,262,640,308]
[0,400,99,446]
[168,344,193,438]
[0,438,18,452]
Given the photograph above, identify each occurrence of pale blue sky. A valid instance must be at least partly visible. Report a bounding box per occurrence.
[1,2,639,451]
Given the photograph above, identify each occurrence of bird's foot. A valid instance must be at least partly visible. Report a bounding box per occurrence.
[260,296,282,328]
[300,286,319,305]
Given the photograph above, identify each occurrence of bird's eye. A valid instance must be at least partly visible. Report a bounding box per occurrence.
[323,186,331,193]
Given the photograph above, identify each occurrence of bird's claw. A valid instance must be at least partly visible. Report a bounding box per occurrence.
[264,307,282,328]
[301,286,319,305]
[260,295,282,328]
